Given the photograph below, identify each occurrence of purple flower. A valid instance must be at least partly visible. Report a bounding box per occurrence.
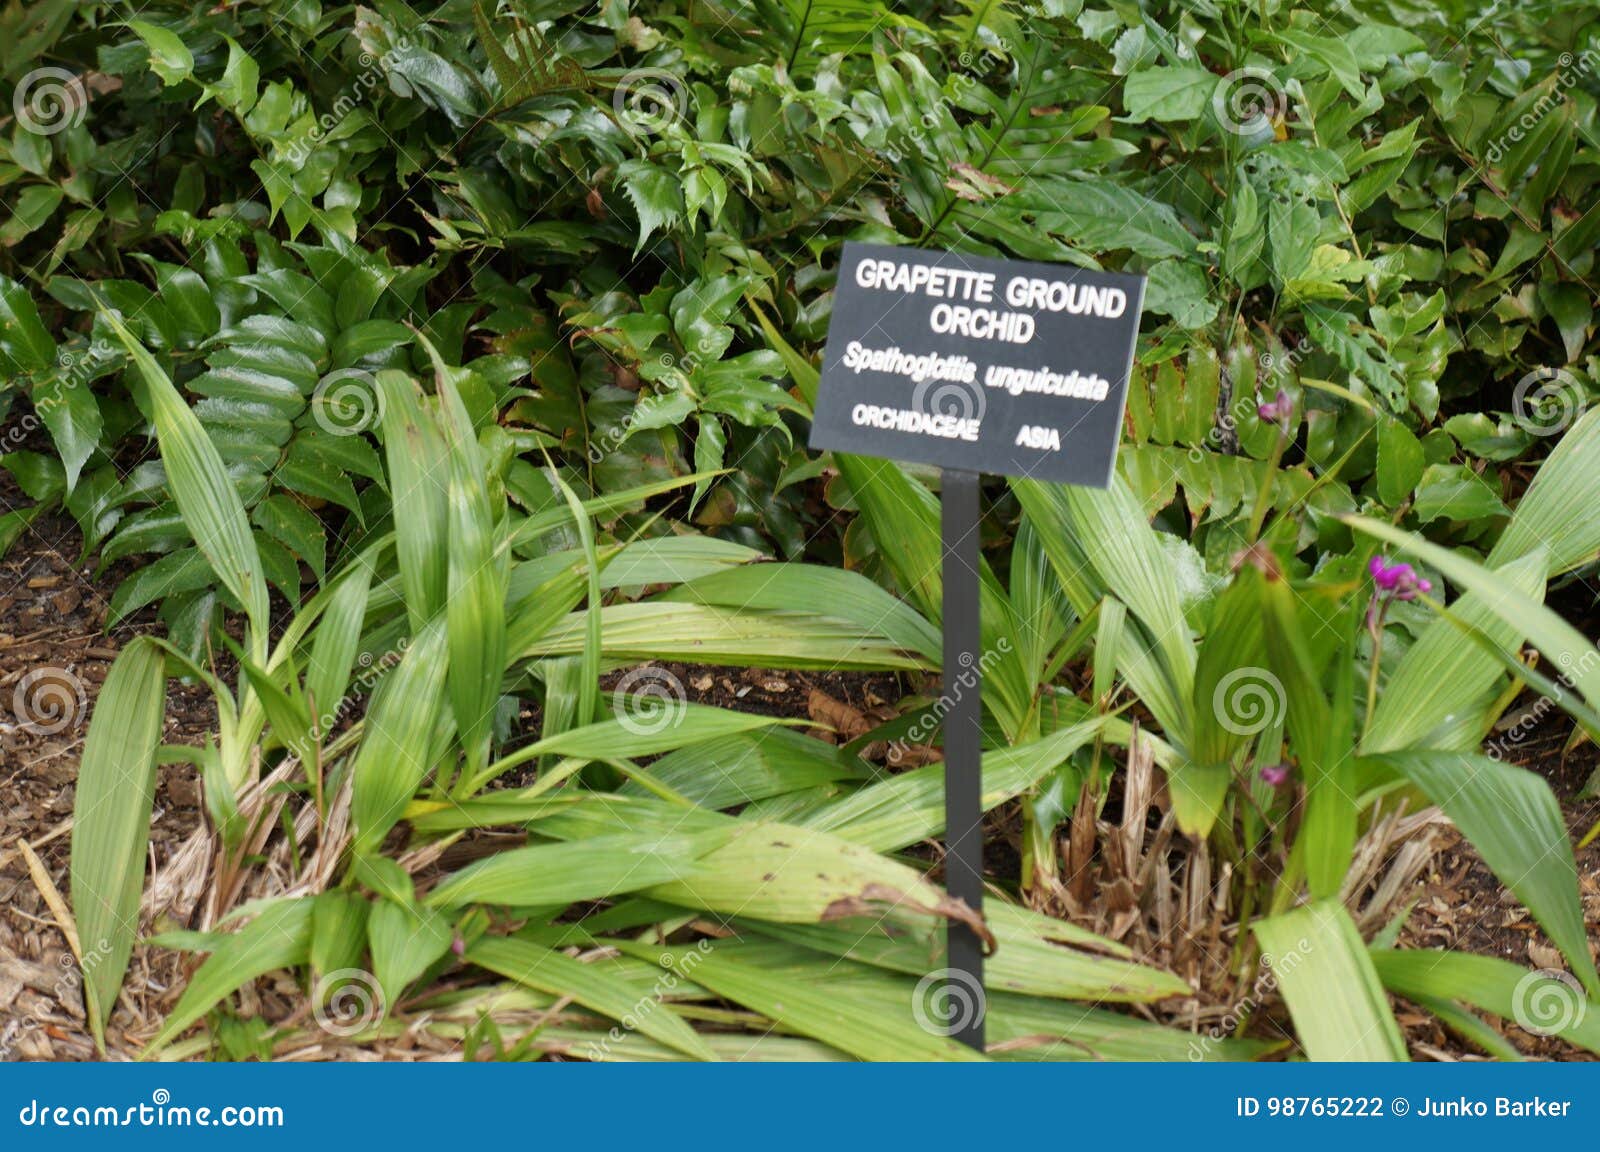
[1260,763,1292,787]
[1257,389,1293,428]
[450,935,466,958]
[1368,555,1433,601]
[1368,554,1408,589]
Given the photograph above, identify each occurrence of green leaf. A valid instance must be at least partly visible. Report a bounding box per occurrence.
[426,831,726,908]
[1376,418,1424,506]
[1375,751,1598,996]
[100,307,269,652]
[1260,575,1353,898]
[1,184,64,245]
[1491,408,1600,576]
[469,935,717,1061]
[145,898,313,1054]
[634,941,985,1061]
[212,36,259,116]
[1010,179,1196,260]
[252,493,325,583]
[1013,477,1195,739]
[1123,66,1215,122]
[1413,463,1507,523]
[1142,259,1218,329]
[1372,949,1600,1055]
[368,897,453,1008]
[240,657,314,767]
[1275,29,1365,98]
[624,727,870,812]
[796,717,1116,852]
[69,638,167,1051]
[1364,550,1546,753]
[662,563,941,662]
[1347,516,1600,727]
[351,616,450,853]
[135,256,221,347]
[126,19,194,85]
[617,160,683,251]
[377,371,449,628]
[31,368,102,492]
[1254,900,1408,1061]
[439,367,507,779]
[309,890,370,989]
[0,275,54,373]
[306,560,373,734]
[1186,566,1269,833]
[484,705,787,786]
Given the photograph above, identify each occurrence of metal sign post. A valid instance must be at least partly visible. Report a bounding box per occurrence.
[809,242,1145,1055]
[940,468,985,1050]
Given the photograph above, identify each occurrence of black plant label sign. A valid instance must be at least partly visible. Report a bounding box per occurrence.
[809,242,1145,487]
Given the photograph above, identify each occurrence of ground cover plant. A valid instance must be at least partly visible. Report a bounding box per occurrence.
[1,0,1599,1061]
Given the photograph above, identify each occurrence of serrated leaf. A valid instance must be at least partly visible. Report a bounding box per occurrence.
[126,19,194,85]
[617,160,683,251]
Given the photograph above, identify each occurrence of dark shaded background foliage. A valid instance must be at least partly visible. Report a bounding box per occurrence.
[1,0,1597,643]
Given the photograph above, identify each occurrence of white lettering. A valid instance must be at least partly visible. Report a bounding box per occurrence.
[850,403,981,442]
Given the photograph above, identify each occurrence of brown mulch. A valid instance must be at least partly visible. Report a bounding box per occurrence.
[4,453,1600,1061]
[0,466,217,1061]
[1393,707,1600,1060]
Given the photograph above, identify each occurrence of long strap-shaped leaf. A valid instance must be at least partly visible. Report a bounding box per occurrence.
[99,304,269,651]
[1374,750,1599,997]
[1253,900,1408,1061]
[1347,516,1600,721]
[69,638,168,1051]
[469,936,717,1061]
[1371,949,1600,1055]
[616,940,987,1061]
[377,370,449,629]
[351,614,450,852]
[143,898,314,1056]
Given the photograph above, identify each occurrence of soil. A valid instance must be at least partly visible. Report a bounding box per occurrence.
[4,458,1598,1061]
[0,463,220,1060]
[1393,709,1600,1060]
